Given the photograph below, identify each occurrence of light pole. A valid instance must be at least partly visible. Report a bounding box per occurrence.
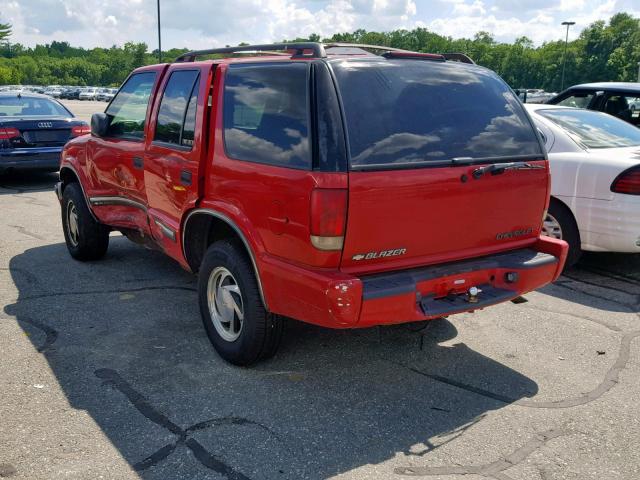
[560,21,575,90]
[637,61,640,82]
[157,0,162,63]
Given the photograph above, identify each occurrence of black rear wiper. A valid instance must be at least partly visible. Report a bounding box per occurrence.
[472,161,544,179]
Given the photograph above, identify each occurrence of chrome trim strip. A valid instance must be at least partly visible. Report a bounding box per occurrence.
[182,208,268,310]
[59,165,98,222]
[89,196,147,211]
[154,218,176,242]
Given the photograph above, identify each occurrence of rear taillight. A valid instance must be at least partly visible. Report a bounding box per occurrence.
[611,166,640,195]
[0,127,20,140]
[71,125,91,137]
[310,188,347,250]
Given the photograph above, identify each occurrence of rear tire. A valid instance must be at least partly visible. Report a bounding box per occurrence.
[543,199,581,268]
[61,183,110,261]
[198,240,284,366]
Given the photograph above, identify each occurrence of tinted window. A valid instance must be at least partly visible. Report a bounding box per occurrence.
[331,59,543,168]
[223,63,310,169]
[556,92,595,108]
[315,62,347,171]
[154,70,200,146]
[106,72,156,140]
[602,94,640,127]
[538,108,640,149]
[0,96,70,117]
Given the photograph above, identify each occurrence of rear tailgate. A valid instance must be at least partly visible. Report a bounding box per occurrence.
[342,161,548,272]
[330,57,548,274]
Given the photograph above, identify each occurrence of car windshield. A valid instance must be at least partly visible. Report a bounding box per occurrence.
[0,96,70,117]
[538,108,640,149]
[330,58,543,168]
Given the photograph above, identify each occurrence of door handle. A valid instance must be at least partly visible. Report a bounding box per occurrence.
[132,156,143,169]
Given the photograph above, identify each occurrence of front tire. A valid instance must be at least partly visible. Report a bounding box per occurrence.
[198,240,284,366]
[61,183,110,261]
[542,199,581,268]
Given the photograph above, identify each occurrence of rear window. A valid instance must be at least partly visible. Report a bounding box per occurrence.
[538,108,640,149]
[331,59,543,168]
[0,96,70,117]
[223,63,311,169]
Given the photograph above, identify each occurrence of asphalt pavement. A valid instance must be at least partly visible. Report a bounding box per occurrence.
[0,171,639,480]
[61,99,106,123]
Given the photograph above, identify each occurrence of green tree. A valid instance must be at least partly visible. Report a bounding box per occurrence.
[0,21,11,43]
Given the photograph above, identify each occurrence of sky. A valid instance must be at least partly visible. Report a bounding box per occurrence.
[2,0,639,50]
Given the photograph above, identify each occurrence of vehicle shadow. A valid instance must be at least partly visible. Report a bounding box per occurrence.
[5,240,539,480]
[539,252,640,313]
[0,170,58,195]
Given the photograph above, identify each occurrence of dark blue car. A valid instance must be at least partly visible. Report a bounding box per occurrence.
[0,91,89,174]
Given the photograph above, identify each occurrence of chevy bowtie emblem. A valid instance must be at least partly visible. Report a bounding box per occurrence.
[37,122,53,128]
[352,248,407,261]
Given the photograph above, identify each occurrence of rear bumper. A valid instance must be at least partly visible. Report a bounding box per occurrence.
[0,147,62,172]
[261,236,568,329]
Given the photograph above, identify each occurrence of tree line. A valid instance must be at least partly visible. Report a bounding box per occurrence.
[0,12,638,91]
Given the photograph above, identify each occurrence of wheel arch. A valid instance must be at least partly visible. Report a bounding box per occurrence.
[59,165,98,222]
[182,208,268,310]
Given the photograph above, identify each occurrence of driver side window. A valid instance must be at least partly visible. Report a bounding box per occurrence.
[106,72,157,140]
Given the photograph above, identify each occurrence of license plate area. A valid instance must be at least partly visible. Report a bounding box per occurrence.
[23,129,69,144]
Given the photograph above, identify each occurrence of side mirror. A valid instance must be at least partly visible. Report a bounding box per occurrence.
[91,112,110,137]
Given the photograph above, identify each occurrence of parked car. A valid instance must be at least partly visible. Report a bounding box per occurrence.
[44,86,63,98]
[547,82,640,128]
[515,88,556,104]
[97,88,116,102]
[527,104,640,266]
[0,91,90,174]
[79,87,99,101]
[56,42,567,365]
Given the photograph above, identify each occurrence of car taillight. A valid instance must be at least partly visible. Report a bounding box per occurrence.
[310,188,347,251]
[0,127,20,140]
[611,165,640,195]
[71,125,91,137]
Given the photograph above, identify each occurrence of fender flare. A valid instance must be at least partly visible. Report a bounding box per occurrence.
[59,165,99,222]
[182,208,268,310]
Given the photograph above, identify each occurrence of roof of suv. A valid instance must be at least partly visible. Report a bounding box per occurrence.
[567,82,640,93]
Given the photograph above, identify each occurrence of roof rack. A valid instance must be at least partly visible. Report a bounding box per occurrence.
[441,53,475,64]
[174,43,326,62]
[173,42,475,64]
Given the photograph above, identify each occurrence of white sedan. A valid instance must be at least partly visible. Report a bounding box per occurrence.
[526,104,640,266]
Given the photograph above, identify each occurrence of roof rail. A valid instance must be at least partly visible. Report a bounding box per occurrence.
[323,43,411,54]
[441,53,475,64]
[174,43,326,62]
[173,42,475,65]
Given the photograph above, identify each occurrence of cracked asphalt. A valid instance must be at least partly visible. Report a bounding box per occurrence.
[1,171,639,480]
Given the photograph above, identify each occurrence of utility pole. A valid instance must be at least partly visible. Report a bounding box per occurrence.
[637,61,640,82]
[560,21,575,91]
[157,0,162,63]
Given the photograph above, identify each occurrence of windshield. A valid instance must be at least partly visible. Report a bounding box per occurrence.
[538,108,640,149]
[330,58,543,168]
[0,96,71,117]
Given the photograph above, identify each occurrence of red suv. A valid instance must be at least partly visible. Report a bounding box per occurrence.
[56,43,568,365]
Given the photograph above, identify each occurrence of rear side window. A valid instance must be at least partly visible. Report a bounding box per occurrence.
[154,70,200,147]
[223,63,311,169]
[106,72,156,140]
[331,59,543,168]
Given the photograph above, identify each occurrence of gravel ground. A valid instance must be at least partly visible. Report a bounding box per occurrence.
[0,171,639,480]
